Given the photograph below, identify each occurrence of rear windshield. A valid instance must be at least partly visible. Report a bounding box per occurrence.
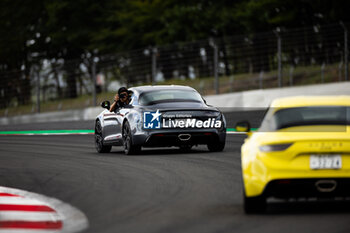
[261,106,350,131]
[139,90,203,105]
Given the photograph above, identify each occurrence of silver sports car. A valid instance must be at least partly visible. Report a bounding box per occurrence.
[94,85,226,155]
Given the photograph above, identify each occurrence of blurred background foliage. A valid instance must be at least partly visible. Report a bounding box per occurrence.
[0,0,349,114]
[1,0,349,63]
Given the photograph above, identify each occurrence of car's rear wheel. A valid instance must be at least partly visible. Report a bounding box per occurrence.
[123,121,141,155]
[207,141,225,152]
[95,121,112,153]
[243,192,266,214]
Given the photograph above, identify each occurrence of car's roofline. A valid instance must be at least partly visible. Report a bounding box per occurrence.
[129,85,197,94]
[270,95,350,108]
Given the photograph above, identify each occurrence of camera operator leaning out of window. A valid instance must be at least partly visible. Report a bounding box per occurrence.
[109,87,130,112]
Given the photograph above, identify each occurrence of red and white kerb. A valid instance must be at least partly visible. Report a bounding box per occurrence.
[0,186,88,233]
[0,192,62,231]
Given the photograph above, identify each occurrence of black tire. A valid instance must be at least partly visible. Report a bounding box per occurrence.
[123,121,141,155]
[207,141,225,152]
[243,192,266,214]
[95,121,112,153]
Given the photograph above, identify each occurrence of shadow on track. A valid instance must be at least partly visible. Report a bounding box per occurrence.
[107,146,214,156]
[204,200,350,217]
[265,200,350,215]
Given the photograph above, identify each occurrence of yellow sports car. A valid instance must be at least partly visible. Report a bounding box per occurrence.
[236,96,350,213]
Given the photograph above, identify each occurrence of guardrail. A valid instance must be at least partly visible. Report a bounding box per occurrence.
[1,81,349,125]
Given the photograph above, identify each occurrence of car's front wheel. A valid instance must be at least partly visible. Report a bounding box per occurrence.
[95,121,112,153]
[123,121,141,155]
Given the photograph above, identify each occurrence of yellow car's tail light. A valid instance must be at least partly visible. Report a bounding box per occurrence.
[259,143,293,152]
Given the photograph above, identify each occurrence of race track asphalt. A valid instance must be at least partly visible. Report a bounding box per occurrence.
[1,111,350,233]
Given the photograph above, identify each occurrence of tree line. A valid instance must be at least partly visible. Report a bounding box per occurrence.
[0,0,349,107]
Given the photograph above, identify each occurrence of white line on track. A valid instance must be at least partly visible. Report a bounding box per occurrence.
[1,130,249,136]
[226,131,247,134]
[1,133,94,136]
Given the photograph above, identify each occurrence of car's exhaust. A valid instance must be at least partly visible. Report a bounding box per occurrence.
[178,134,191,141]
[315,180,337,192]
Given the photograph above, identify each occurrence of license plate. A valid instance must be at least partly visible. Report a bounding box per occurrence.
[310,155,342,170]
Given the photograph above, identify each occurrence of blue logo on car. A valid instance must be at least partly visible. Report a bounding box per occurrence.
[143,110,162,129]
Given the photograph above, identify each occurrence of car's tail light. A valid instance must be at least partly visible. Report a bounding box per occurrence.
[277,180,291,184]
[259,143,293,152]
[154,134,164,137]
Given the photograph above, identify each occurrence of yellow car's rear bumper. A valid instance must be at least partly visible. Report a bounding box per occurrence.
[243,153,350,197]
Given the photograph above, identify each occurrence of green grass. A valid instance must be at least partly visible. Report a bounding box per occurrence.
[157,64,340,95]
[0,92,115,117]
[0,64,343,117]
[0,128,257,135]
[0,129,94,135]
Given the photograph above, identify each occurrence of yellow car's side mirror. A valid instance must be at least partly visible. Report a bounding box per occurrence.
[235,121,251,132]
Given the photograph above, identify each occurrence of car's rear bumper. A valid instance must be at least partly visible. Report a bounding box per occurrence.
[263,178,350,198]
[132,128,226,147]
[242,152,350,197]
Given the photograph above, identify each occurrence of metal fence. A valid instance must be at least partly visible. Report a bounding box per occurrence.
[0,22,349,116]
